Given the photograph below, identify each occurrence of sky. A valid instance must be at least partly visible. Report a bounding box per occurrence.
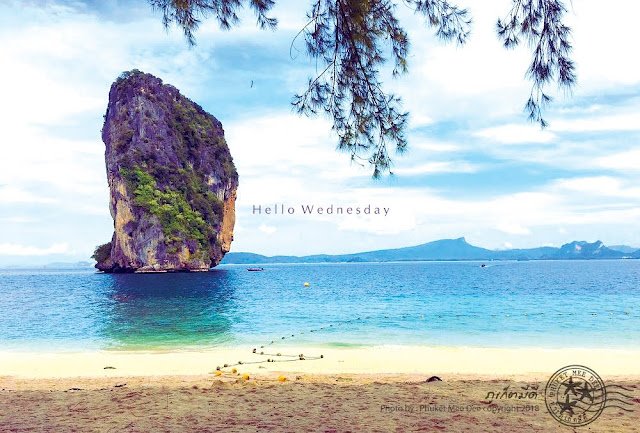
[0,0,639,265]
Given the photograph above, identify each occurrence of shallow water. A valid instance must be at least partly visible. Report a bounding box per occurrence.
[0,260,639,351]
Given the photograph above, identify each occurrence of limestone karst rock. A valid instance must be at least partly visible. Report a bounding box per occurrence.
[93,70,238,272]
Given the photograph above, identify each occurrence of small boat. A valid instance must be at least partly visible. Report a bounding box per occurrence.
[247,267,264,272]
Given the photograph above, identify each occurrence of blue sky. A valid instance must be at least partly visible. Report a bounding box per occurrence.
[1,0,639,265]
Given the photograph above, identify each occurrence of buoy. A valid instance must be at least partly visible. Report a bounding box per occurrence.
[242,373,250,380]
[215,371,222,376]
[304,282,310,287]
[278,375,287,382]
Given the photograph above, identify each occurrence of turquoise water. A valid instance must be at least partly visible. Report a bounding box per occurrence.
[0,260,639,351]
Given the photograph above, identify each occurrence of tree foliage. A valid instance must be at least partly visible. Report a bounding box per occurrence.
[91,242,112,263]
[291,0,470,178]
[149,0,277,45]
[497,0,576,128]
[149,0,575,177]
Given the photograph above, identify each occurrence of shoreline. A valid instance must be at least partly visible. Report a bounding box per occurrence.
[2,345,639,379]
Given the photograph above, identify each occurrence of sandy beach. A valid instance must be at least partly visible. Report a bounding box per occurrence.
[1,346,639,432]
[2,345,640,378]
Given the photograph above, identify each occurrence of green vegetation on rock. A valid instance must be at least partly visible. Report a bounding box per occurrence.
[91,242,112,263]
[121,165,218,254]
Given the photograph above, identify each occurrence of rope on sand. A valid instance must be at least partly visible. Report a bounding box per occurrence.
[212,308,636,380]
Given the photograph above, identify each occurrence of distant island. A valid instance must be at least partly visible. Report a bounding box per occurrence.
[221,238,640,264]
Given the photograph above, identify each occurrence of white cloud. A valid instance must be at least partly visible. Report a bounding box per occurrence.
[553,176,640,198]
[0,217,38,223]
[0,243,68,256]
[0,186,57,204]
[475,124,557,144]
[495,223,531,235]
[337,207,416,235]
[551,113,640,133]
[409,113,434,128]
[394,161,479,175]
[596,150,640,172]
[410,141,461,153]
[567,0,640,89]
[258,224,277,234]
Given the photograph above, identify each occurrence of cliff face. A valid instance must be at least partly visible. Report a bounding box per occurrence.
[94,70,238,272]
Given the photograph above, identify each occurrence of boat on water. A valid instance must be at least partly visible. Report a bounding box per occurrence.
[247,267,264,272]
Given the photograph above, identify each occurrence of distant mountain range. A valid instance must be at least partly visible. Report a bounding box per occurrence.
[3,241,635,269]
[221,238,640,264]
[609,245,639,254]
[0,261,94,270]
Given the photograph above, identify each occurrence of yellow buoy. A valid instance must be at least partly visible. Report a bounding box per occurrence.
[303,282,310,287]
[215,371,222,376]
[278,375,287,382]
[242,373,250,380]
[232,368,238,374]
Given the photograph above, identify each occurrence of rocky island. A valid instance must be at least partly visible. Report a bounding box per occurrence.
[93,70,238,272]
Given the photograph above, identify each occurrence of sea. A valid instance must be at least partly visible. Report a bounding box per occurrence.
[0,260,639,352]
